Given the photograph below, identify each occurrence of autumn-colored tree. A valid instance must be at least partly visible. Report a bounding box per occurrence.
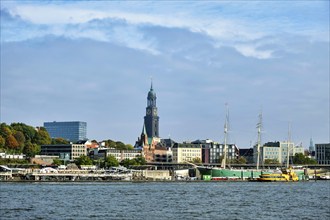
[6,135,19,150]
[0,123,52,155]
[0,136,5,149]
[0,123,12,138]
[11,123,36,142]
[14,131,26,149]
[34,127,51,145]
[23,142,40,158]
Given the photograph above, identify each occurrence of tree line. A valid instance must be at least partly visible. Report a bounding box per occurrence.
[0,123,52,157]
[71,155,146,168]
[0,122,135,159]
[101,139,134,150]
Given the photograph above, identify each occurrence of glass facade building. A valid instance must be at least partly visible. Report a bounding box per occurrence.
[44,121,87,142]
[315,143,330,164]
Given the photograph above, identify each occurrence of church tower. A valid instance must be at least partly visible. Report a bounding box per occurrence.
[144,81,159,138]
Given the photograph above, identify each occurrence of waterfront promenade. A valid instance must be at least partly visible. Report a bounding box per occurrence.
[1,166,329,182]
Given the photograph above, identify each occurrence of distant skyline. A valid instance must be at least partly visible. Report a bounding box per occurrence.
[1,1,329,148]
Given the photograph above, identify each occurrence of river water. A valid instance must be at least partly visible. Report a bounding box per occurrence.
[0,181,329,219]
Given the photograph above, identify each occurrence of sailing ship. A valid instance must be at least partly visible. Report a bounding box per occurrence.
[197,108,271,180]
[196,110,306,180]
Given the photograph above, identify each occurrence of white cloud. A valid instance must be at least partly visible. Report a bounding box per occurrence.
[2,1,328,58]
[12,5,108,24]
[1,1,329,146]
[112,26,160,55]
[234,44,273,59]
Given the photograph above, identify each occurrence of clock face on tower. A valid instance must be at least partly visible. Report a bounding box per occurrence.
[147,109,151,115]
[153,109,157,115]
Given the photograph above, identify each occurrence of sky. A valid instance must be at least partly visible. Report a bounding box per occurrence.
[1,1,329,148]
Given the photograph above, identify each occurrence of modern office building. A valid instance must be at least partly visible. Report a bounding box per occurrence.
[315,143,330,164]
[194,139,238,164]
[44,121,87,142]
[171,139,238,164]
[238,148,254,164]
[40,143,87,160]
[255,141,304,165]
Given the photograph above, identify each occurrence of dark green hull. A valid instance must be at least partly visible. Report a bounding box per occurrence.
[197,167,305,180]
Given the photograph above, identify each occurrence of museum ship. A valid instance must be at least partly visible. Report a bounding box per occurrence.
[196,111,304,180]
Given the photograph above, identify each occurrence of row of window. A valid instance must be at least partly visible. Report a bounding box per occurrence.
[182,153,200,157]
[181,149,201,152]
[108,153,140,157]
[72,149,85,153]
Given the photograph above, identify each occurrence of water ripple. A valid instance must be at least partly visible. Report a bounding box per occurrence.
[0,182,329,219]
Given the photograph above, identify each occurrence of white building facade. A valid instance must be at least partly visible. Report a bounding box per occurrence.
[255,141,304,165]
[172,143,202,163]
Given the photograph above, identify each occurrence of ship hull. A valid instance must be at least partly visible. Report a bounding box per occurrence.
[197,167,305,180]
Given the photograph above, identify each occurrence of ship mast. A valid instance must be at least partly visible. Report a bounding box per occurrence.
[286,122,291,168]
[221,104,229,168]
[256,112,262,170]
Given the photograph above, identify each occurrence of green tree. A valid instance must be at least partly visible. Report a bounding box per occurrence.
[34,127,51,145]
[237,156,247,164]
[11,123,36,143]
[264,158,280,165]
[51,138,70,144]
[104,155,119,167]
[125,144,134,150]
[293,153,317,165]
[228,157,247,164]
[14,131,26,150]
[190,157,202,164]
[53,158,63,166]
[23,142,40,158]
[0,136,5,149]
[120,155,146,168]
[133,155,146,165]
[0,123,12,138]
[75,155,93,166]
[293,153,306,164]
[115,141,126,150]
[103,139,134,150]
[120,158,132,168]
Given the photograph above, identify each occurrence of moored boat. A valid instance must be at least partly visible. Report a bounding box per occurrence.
[257,167,298,182]
[319,175,330,180]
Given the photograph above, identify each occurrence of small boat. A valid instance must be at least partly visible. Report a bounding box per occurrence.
[319,175,330,180]
[257,167,298,182]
